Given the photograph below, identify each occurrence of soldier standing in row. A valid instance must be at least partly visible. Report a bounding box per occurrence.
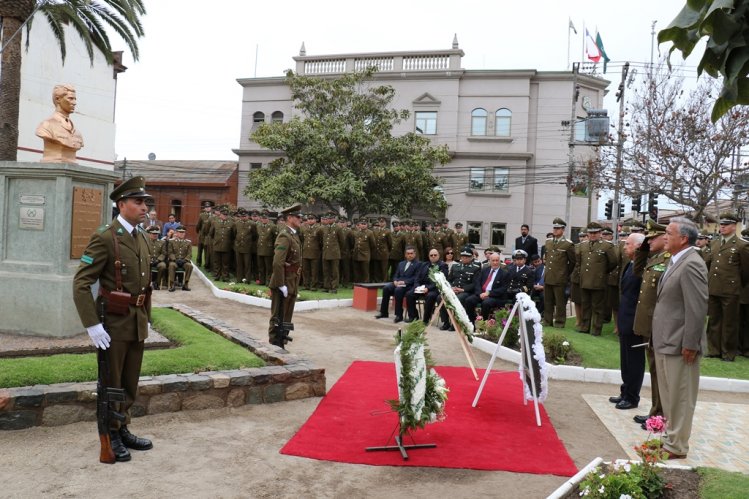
[371,217,392,282]
[337,217,352,287]
[268,204,303,349]
[167,226,193,291]
[146,225,167,289]
[388,221,405,279]
[543,217,576,328]
[352,219,376,283]
[451,222,469,253]
[256,211,277,285]
[321,212,346,293]
[195,201,213,268]
[696,233,711,262]
[209,208,234,282]
[301,214,323,291]
[233,208,254,283]
[577,222,617,336]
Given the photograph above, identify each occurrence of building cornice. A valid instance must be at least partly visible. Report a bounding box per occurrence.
[450,151,534,161]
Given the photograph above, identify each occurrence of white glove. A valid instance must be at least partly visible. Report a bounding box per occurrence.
[87,324,111,350]
[279,285,288,298]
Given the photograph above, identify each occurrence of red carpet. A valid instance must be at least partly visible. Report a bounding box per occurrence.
[280,360,577,476]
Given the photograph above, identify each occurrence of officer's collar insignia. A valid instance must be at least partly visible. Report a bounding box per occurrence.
[116,228,124,235]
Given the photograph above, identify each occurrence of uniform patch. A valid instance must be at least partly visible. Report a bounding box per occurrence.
[276,245,286,250]
[80,254,94,264]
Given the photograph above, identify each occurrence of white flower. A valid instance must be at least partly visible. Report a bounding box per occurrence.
[623,463,631,472]
[620,495,633,499]
[579,486,589,497]
[598,486,605,494]
[562,341,570,347]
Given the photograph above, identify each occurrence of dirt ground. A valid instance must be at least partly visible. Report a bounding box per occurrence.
[1,278,747,499]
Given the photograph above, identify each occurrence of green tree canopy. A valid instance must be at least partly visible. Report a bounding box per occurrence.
[659,0,749,122]
[245,69,450,218]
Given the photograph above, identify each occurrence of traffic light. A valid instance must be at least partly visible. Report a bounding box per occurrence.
[619,203,625,217]
[648,193,658,220]
[631,196,641,213]
[605,199,613,219]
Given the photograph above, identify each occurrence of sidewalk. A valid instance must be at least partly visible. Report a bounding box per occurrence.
[1,277,747,499]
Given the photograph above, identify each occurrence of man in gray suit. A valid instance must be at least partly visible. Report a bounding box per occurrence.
[652,217,708,459]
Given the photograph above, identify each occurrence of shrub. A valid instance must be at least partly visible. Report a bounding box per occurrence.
[543,330,575,364]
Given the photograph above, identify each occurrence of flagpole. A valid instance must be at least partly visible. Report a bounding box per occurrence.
[567,23,571,70]
[581,21,586,66]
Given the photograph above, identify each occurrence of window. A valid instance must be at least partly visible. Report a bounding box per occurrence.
[468,222,482,246]
[471,108,488,136]
[250,162,262,170]
[252,112,265,129]
[415,111,437,135]
[490,223,506,247]
[469,167,485,191]
[170,199,182,221]
[495,108,511,137]
[271,111,283,123]
[493,167,509,192]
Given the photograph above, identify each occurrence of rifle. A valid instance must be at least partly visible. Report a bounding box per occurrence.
[96,303,126,464]
[271,289,294,348]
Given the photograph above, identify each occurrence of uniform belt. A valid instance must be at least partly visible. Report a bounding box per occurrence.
[99,287,150,307]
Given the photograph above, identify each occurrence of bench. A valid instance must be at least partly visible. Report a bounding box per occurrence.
[352,282,389,311]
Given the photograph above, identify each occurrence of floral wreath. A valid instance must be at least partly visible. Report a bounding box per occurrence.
[389,321,449,431]
[516,292,548,403]
[428,266,474,342]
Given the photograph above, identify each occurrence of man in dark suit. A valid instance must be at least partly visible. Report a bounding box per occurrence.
[652,217,708,459]
[515,224,539,260]
[73,176,154,462]
[407,248,448,324]
[609,233,645,410]
[375,245,420,323]
[465,252,509,323]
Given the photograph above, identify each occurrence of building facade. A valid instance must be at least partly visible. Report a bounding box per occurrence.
[234,39,608,251]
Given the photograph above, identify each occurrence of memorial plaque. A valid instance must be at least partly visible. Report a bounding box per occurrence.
[19,207,45,230]
[71,187,104,259]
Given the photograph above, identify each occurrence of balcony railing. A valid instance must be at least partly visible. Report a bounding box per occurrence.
[295,48,464,76]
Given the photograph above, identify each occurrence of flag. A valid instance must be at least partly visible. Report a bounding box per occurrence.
[595,31,611,74]
[569,18,577,34]
[585,28,601,62]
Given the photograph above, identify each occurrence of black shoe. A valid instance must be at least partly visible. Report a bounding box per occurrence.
[169,286,176,292]
[641,422,648,431]
[394,317,403,323]
[109,431,132,462]
[374,313,388,319]
[152,285,159,291]
[608,396,622,404]
[633,415,649,424]
[448,325,455,331]
[616,400,638,410]
[705,354,720,358]
[120,426,153,451]
[404,317,414,323]
[591,330,601,337]
[440,323,450,331]
[182,285,191,291]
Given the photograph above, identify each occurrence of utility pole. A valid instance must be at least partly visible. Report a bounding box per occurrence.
[564,63,580,238]
[613,62,630,244]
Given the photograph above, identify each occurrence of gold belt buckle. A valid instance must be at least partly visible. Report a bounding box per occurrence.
[135,294,146,306]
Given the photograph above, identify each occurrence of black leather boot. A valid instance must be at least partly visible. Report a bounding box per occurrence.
[109,431,132,462]
[120,426,153,451]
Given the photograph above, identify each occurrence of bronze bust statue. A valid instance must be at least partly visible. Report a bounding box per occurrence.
[36,84,84,164]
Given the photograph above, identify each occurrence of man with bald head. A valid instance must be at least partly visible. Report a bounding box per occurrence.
[465,252,509,324]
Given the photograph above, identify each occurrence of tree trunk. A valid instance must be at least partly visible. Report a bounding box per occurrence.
[0,16,23,161]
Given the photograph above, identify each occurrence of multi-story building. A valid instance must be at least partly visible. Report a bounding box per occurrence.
[234,38,608,250]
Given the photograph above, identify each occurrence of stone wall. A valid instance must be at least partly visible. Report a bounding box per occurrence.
[0,304,325,430]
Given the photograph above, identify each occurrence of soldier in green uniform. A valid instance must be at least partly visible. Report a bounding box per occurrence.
[401,220,422,261]
[301,214,323,291]
[577,222,618,336]
[631,220,669,428]
[232,208,255,283]
[268,204,303,348]
[571,230,588,328]
[425,221,445,261]
[439,246,482,330]
[371,216,392,282]
[195,201,213,268]
[167,226,193,291]
[209,208,234,281]
[388,221,405,279]
[704,212,749,361]
[337,216,353,287]
[249,210,261,282]
[450,222,469,253]
[320,212,345,293]
[351,218,376,283]
[543,218,576,328]
[696,233,711,262]
[146,225,167,290]
[72,176,154,462]
[256,210,277,286]
[741,228,749,357]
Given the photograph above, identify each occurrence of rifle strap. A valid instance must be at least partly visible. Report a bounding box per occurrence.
[112,228,124,292]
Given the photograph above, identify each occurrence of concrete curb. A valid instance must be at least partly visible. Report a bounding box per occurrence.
[471,337,749,394]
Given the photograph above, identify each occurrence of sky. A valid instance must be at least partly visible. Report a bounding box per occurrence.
[113,0,698,161]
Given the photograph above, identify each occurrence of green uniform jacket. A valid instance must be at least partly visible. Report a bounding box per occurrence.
[321,224,346,260]
[372,227,392,259]
[170,238,193,261]
[543,237,575,286]
[339,227,352,257]
[269,227,302,289]
[196,212,211,243]
[302,224,323,259]
[448,261,481,293]
[632,248,670,338]
[607,242,623,286]
[256,223,278,257]
[233,219,255,254]
[389,231,405,260]
[578,239,617,290]
[352,228,376,261]
[148,238,167,263]
[209,219,235,252]
[72,220,151,342]
[704,234,749,297]
[451,232,469,252]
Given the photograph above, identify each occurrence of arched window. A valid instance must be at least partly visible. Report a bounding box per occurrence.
[495,108,512,137]
[252,112,265,128]
[271,111,283,123]
[471,108,487,136]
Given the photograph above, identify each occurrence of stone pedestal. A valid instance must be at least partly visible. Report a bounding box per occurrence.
[0,162,119,337]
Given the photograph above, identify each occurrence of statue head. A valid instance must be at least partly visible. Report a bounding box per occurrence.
[52,84,77,115]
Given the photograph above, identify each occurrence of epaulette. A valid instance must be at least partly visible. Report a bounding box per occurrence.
[96,224,111,233]
[663,252,671,258]
[185,239,192,243]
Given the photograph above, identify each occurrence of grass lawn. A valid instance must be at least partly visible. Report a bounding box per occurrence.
[698,467,749,498]
[549,318,749,380]
[0,308,264,389]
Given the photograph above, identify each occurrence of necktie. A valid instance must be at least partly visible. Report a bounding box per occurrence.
[483,269,496,292]
[131,228,138,237]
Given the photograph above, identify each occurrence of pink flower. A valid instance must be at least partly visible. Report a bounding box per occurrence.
[487,318,496,326]
[646,415,666,434]
[476,315,483,321]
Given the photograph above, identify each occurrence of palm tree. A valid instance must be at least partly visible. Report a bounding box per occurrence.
[0,0,146,161]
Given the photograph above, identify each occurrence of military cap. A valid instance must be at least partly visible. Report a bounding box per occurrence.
[237,208,248,216]
[201,200,214,208]
[356,218,368,225]
[280,203,302,217]
[719,212,739,224]
[618,231,629,237]
[176,226,186,232]
[219,208,229,215]
[459,246,473,257]
[697,233,709,240]
[442,218,450,223]
[306,213,317,220]
[110,176,152,202]
[586,221,603,232]
[644,219,667,239]
[487,246,501,253]
[742,228,749,238]
[551,217,567,228]
[392,221,400,227]
[378,216,387,222]
[513,249,528,259]
[453,222,462,228]
[260,210,270,218]
[601,227,613,235]
[146,225,160,234]
[578,230,588,237]
[250,209,259,216]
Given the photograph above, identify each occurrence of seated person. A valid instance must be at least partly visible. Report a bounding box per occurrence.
[465,252,509,323]
[147,225,167,289]
[505,250,536,303]
[166,226,193,292]
[406,248,448,324]
[375,245,420,323]
[439,246,481,330]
